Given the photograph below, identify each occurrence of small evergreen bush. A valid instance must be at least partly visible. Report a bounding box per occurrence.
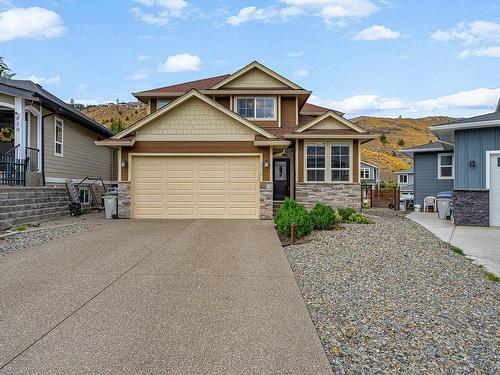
[274,198,313,239]
[346,212,369,224]
[310,203,340,230]
[338,207,357,222]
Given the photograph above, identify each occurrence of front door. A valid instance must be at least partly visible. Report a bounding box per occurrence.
[273,159,290,201]
[490,153,500,226]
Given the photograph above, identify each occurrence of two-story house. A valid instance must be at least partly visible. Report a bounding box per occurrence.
[97,61,377,219]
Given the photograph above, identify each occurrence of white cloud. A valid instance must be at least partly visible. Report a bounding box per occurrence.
[414,88,500,112]
[354,25,400,40]
[158,53,201,73]
[226,6,300,26]
[313,88,500,116]
[138,54,152,61]
[458,46,500,59]
[21,75,60,85]
[227,0,378,26]
[287,51,304,57]
[69,98,114,106]
[294,68,309,77]
[431,20,500,45]
[131,0,188,25]
[0,7,64,42]
[127,70,149,80]
[330,94,406,114]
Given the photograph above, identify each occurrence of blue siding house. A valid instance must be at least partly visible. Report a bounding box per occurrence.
[430,104,500,227]
[360,161,379,187]
[400,142,454,207]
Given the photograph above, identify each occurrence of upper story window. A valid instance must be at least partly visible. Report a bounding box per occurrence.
[360,168,371,179]
[158,99,171,108]
[438,153,454,179]
[306,143,325,182]
[331,143,351,182]
[54,118,63,157]
[398,174,408,184]
[235,97,276,120]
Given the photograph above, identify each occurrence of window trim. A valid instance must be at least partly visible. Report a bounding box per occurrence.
[234,96,277,121]
[158,99,170,108]
[304,140,353,184]
[305,142,326,182]
[360,168,371,180]
[437,152,454,180]
[398,174,408,184]
[54,117,64,157]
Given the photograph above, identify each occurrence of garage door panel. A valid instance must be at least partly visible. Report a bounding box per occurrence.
[132,156,260,219]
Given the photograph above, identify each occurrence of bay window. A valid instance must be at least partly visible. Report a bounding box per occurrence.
[306,143,325,181]
[236,97,276,120]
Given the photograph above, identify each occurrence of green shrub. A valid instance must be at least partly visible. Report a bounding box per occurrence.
[13,224,27,232]
[274,198,313,239]
[346,212,369,224]
[338,207,357,222]
[449,244,464,255]
[310,203,340,230]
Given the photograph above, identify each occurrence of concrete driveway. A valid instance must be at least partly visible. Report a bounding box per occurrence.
[408,212,500,275]
[0,219,332,374]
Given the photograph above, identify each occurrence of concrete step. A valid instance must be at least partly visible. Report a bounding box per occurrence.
[0,205,69,221]
[0,190,68,200]
[0,201,68,215]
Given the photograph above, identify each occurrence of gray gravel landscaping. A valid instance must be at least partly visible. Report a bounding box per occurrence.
[0,223,96,256]
[284,210,499,374]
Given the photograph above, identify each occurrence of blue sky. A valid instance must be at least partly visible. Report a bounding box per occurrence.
[1,0,499,118]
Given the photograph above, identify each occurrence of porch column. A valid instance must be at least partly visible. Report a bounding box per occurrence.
[14,97,26,160]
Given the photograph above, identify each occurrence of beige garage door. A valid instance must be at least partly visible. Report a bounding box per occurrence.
[132,156,260,219]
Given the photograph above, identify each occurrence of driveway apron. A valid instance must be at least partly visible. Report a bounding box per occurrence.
[0,219,332,374]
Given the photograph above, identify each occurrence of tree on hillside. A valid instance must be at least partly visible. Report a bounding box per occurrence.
[397,138,405,147]
[379,133,388,145]
[0,57,15,78]
[110,118,124,134]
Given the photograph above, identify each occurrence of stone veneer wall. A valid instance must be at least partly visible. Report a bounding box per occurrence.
[453,189,489,226]
[295,183,361,210]
[260,182,273,219]
[118,182,131,218]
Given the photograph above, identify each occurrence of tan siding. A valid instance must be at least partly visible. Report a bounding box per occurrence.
[121,141,270,182]
[223,68,288,88]
[281,97,296,127]
[29,113,37,148]
[43,110,115,181]
[0,93,14,105]
[308,116,351,130]
[137,97,256,139]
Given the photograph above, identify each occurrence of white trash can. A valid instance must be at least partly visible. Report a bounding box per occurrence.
[414,204,421,212]
[103,195,117,219]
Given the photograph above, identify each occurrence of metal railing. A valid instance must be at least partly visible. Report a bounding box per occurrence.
[25,146,40,172]
[0,155,27,186]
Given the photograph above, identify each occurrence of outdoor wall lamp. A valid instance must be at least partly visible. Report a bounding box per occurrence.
[121,159,128,168]
[469,160,475,167]
[264,159,270,168]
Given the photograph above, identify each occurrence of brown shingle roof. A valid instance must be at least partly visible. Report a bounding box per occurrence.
[134,74,230,95]
[300,102,343,116]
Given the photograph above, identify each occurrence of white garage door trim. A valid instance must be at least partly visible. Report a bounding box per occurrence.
[130,153,263,219]
[486,150,500,227]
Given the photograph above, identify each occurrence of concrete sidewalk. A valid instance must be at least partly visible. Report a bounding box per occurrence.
[0,219,332,374]
[408,212,500,275]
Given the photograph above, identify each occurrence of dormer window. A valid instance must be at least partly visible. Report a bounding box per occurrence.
[158,99,171,108]
[235,97,276,120]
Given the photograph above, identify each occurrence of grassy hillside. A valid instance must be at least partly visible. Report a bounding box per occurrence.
[353,116,459,180]
[82,105,147,129]
[81,106,459,182]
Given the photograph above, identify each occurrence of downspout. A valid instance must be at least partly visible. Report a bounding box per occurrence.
[40,103,55,186]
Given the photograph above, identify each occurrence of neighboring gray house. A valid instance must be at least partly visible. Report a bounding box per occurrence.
[0,77,117,187]
[400,142,454,206]
[430,102,500,227]
[360,160,379,186]
[394,169,414,197]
